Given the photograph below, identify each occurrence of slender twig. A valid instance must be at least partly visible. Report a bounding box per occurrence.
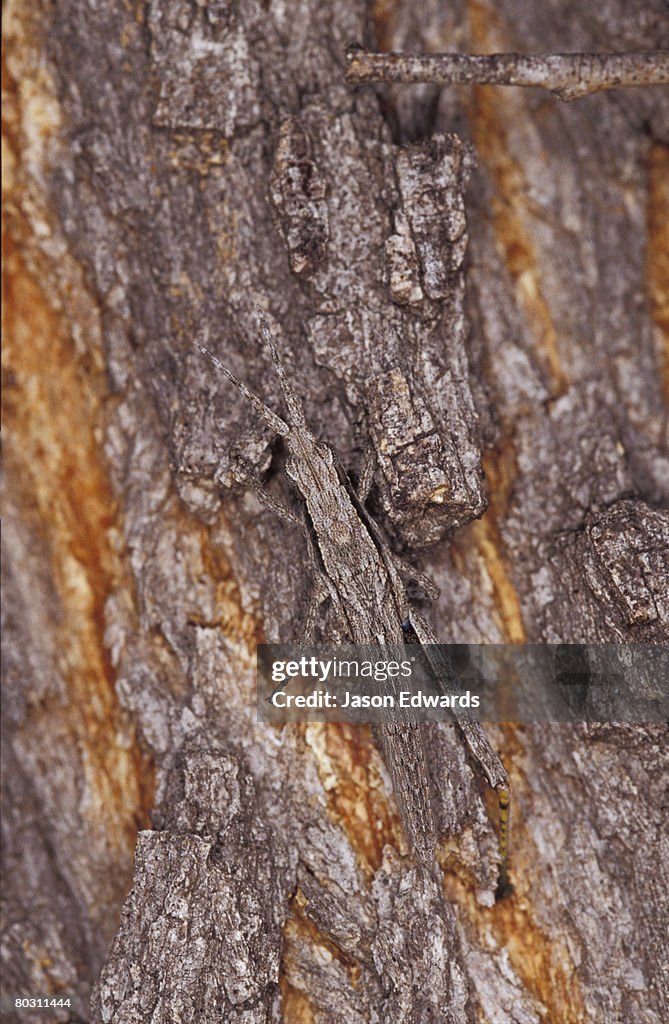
[345,46,669,101]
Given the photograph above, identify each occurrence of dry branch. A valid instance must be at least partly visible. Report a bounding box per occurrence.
[345,47,669,100]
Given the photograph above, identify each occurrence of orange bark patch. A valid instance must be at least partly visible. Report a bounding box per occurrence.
[192,519,261,649]
[646,142,669,404]
[492,893,585,1024]
[446,871,585,1023]
[3,38,154,869]
[467,0,569,398]
[474,445,526,643]
[282,890,361,1020]
[442,725,585,1023]
[371,0,399,53]
[281,976,318,1024]
[452,442,526,643]
[304,722,403,874]
[3,233,155,846]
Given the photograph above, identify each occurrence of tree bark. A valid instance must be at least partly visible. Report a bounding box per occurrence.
[2,1,668,1022]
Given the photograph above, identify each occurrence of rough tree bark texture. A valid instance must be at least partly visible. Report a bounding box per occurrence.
[2,0,668,1022]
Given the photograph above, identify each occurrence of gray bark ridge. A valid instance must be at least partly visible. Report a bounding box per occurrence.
[90,747,291,1024]
[2,0,666,1022]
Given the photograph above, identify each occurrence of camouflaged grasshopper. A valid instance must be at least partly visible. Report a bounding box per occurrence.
[194,307,511,894]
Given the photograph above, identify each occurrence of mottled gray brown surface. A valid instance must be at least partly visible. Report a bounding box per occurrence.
[345,48,669,100]
[2,0,668,1022]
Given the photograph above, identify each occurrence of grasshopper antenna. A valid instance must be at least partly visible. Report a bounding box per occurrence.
[192,339,289,437]
[256,305,307,428]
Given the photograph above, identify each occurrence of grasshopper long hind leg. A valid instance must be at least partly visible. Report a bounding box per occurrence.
[495,782,512,900]
[454,715,512,898]
[408,609,512,896]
